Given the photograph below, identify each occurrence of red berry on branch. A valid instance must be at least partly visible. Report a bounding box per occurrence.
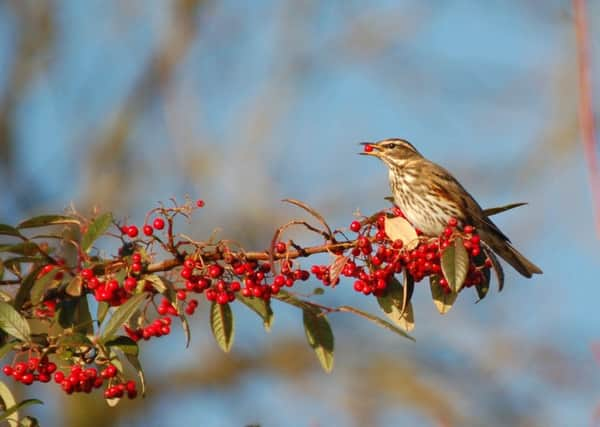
[126,225,139,238]
[349,221,361,232]
[153,217,165,230]
[448,218,458,227]
[143,225,153,236]
[2,365,13,376]
[464,225,474,233]
[176,290,187,300]
[81,268,94,280]
[196,199,205,208]
[275,242,287,254]
[208,264,223,278]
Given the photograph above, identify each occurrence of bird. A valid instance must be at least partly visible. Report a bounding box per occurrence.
[360,137,542,278]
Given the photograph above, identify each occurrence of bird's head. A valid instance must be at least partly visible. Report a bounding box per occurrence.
[359,138,422,168]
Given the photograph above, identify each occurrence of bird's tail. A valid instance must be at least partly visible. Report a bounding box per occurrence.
[481,231,542,278]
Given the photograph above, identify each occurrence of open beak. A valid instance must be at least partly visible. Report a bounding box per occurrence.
[358,142,380,156]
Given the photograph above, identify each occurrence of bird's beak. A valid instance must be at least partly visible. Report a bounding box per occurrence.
[358,142,380,157]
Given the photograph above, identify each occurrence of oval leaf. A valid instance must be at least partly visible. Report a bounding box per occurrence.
[0,302,31,342]
[384,216,419,250]
[338,305,414,341]
[18,215,79,229]
[441,237,469,293]
[105,336,139,356]
[237,295,274,331]
[0,243,40,256]
[429,275,457,314]
[100,293,147,342]
[125,353,146,397]
[81,213,113,253]
[303,309,334,373]
[0,398,43,422]
[0,224,24,238]
[376,279,415,332]
[30,273,59,305]
[210,302,234,353]
[0,380,17,424]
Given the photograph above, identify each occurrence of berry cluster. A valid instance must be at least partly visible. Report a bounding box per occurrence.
[3,357,137,398]
[314,210,491,297]
[2,357,56,385]
[175,254,310,305]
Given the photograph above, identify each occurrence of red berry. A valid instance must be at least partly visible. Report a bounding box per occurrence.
[349,220,361,232]
[126,225,139,238]
[21,373,34,385]
[208,264,223,278]
[464,225,474,233]
[275,242,287,254]
[2,365,13,376]
[81,268,94,280]
[132,253,142,263]
[363,144,374,153]
[153,218,165,230]
[448,218,458,227]
[196,199,205,208]
[176,290,187,300]
[143,225,153,236]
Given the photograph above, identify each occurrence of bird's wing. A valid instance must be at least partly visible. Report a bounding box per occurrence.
[429,164,511,243]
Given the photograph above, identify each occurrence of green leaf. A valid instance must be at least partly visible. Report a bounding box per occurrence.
[0,242,40,256]
[142,274,167,294]
[429,275,457,314]
[15,267,43,310]
[57,333,93,348]
[57,297,94,334]
[124,353,146,397]
[0,291,10,303]
[441,237,469,293]
[179,313,191,348]
[100,293,147,342]
[210,302,234,353]
[30,272,59,305]
[20,415,40,427]
[0,380,17,424]
[105,336,139,356]
[0,301,30,342]
[0,342,13,361]
[81,213,113,253]
[384,216,419,250]
[0,224,24,238]
[74,296,94,334]
[341,305,415,340]
[376,277,414,332]
[96,302,110,325]
[302,309,334,373]
[0,398,43,422]
[482,202,527,217]
[65,276,83,297]
[18,215,79,229]
[237,295,274,331]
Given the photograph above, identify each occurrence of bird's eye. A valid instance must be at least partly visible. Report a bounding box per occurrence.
[385,143,396,149]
